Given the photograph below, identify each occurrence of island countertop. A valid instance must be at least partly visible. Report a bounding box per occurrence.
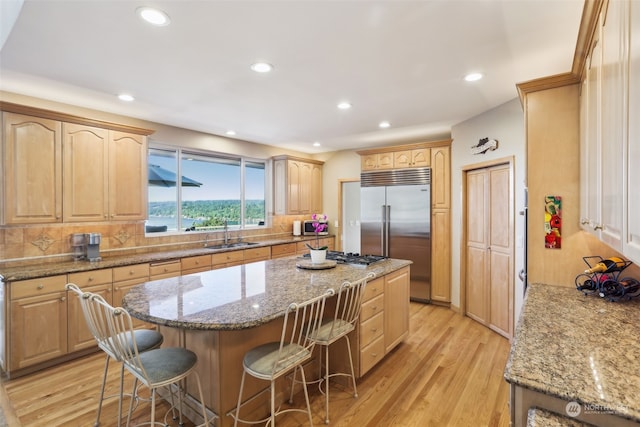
[504,282,640,423]
[122,256,412,330]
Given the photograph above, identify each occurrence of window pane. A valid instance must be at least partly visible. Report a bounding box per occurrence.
[181,153,241,230]
[147,148,178,232]
[245,161,266,227]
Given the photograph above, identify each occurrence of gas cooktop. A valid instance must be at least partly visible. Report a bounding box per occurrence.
[303,251,387,265]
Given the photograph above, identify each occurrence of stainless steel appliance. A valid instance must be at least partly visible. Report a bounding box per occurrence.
[86,233,102,262]
[302,250,387,265]
[360,168,431,302]
[303,220,329,236]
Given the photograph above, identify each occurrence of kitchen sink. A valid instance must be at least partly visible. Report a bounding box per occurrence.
[204,242,259,250]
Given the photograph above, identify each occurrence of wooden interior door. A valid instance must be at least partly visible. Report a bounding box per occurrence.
[465,163,513,339]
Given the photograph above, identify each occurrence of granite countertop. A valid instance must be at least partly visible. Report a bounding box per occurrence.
[0,235,322,282]
[504,282,640,422]
[122,256,411,331]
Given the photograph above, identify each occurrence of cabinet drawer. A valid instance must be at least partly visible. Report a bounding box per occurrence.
[360,294,384,322]
[181,255,211,271]
[67,268,112,288]
[113,263,149,282]
[11,275,68,300]
[360,312,384,348]
[271,243,296,258]
[360,335,385,375]
[149,260,181,279]
[212,250,244,265]
[363,277,384,302]
[244,246,270,261]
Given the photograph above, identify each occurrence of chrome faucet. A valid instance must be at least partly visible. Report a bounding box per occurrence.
[224,219,229,244]
[203,233,213,247]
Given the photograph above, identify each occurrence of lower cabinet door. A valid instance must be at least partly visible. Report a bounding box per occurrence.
[10,292,68,370]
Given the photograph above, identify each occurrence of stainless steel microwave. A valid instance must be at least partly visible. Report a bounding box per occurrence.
[303,220,328,236]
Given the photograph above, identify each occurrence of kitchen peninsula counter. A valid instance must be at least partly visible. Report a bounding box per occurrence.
[504,282,640,426]
[122,257,411,427]
[122,256,411,330]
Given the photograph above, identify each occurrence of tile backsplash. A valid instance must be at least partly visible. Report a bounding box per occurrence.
[0,214,310,268]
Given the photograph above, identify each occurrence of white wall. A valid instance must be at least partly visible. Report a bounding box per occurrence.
[450,98,526,320]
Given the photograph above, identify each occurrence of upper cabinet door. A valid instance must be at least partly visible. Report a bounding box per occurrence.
[431,146,450,209]
[109,131,147,220]
[63,123,109,222]
[2,112,62,224]
[599,0,629,250]
[625,0,640,262]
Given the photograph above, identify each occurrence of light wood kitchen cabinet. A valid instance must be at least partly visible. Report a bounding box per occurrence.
[431,145,451,209]
[8,275,68,371]
[273,155,324,215]
[271,243,296,258]
[212,250,245,269]
[67,269,113,352]
[384,266,410,352]
[62,123,109,222]
[244,246,271,263]
[431,209,451,304]
[109,131,147,220]
[149,260,182,280]
[181,254,212,275]
[1,103,152,225]
[393,148,430,168]
[359,276,385,375]
[360,152,394,171]
[2,112,62,224]
[295,237,335,255]
[113,263,152,329]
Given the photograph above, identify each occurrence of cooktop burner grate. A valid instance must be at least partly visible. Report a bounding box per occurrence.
[303,251,387,265]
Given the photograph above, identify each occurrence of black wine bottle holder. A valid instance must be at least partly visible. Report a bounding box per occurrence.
[575,256,640,301]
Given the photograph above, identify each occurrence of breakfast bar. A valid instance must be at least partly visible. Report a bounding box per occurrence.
[122,256,411,426]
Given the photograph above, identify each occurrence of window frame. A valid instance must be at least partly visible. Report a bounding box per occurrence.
[146,142,270,237]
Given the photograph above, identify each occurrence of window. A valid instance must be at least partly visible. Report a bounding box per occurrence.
[147,146,266,234]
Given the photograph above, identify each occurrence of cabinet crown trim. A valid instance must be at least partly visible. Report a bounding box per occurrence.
[1,102,155,136]
[356,139,451,156]
[272,155,324,165]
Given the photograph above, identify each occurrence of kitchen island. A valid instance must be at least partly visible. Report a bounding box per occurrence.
[123,256,411,426]
[504,282,640,426]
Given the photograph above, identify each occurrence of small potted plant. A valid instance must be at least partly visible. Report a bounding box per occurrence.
[306,213,328,263]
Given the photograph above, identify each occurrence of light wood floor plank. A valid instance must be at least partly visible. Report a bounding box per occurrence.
[0,303,510,426]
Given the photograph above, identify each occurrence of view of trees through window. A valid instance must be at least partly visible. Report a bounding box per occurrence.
[147,147,266,233]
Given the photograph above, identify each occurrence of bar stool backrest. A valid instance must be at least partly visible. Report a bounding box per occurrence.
[88,294,151,384]
[326,272,376,341]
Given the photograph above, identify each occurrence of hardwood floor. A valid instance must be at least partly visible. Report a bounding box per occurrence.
[0,303,511,427]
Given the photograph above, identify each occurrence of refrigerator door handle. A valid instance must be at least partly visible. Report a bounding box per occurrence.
[381,205,387,256]
[384,205,391,256]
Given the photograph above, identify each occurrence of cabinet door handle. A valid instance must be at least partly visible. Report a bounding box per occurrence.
[37,284,44,290]
[60,296,66,302]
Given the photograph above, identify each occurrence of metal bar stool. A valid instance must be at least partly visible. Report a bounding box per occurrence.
[229,289,334,427]
[89,293,211,427]
[66,283,164,427]
[304,272,375,424]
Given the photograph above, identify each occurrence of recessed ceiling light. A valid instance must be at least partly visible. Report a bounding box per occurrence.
[313,141,321,147]
[136,7,171,26]
[118,93,135,102]
[226,130,236,136]
[379,121,391,129]
[337,101,352,110]
[464,72,483,82]
[251,62,273,73]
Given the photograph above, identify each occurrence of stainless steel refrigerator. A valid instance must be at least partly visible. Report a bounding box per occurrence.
[361,168,431,302]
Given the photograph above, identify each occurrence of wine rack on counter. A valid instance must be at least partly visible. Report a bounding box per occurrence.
[575,256,640,302]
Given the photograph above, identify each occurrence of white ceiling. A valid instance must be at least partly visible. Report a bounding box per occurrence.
[0,0,584,153]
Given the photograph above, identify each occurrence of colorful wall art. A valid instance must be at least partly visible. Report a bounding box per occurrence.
[544,195,562,249]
